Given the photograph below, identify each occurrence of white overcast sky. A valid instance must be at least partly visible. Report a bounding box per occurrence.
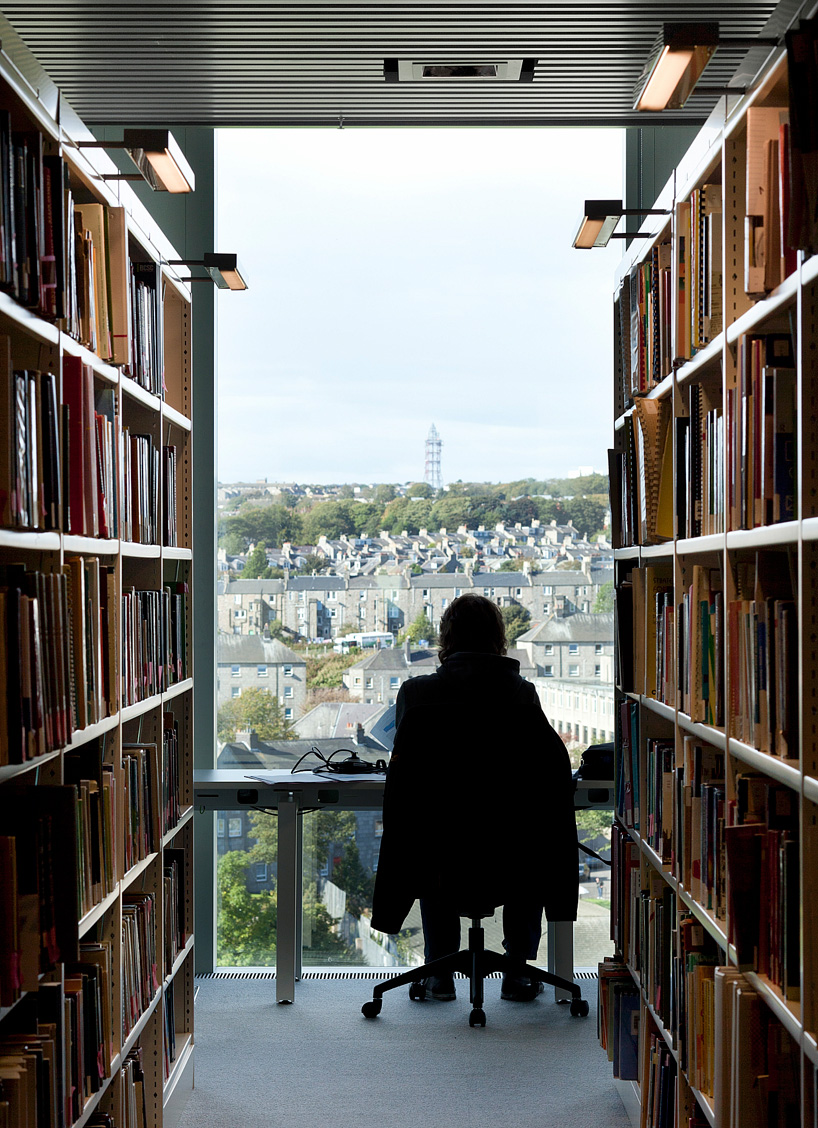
[216,128,623,486]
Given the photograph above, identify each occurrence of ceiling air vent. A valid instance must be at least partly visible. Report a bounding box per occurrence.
[384,59,536,82]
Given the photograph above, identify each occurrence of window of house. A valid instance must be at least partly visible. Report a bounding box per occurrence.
[374,819,383,837]
[366,677,373,689]
[543,603,551,614]
[569,644,579,655]
[595,643,603,655]
[422,588,429,597]
[298,608,306,620]
[544,665,554,677]
[233,594,242,604]
[234,609,246,620]
[441,598,447,608]
[592,697,598,712]
[217,818,225,837]
[569,664,580,677]
[354,676,362,686]
[328,590,336,600]
[483,588,490,596]
[360,591,366,600]
[583,727,589,744]
[284,686,293,698]
[371,850,380,872]
[594,664,601,678]
[544,585,553,595]
[228,817,242,838]
[231,687,241,698]
[516,588,522,597]
[299,591,305,602]
[284,664,293,676]
[544,644,554,655]
[255,862,268,882]
[390,677,399,688]
[328,608,336,617]
[257,665,268,676]
[455,588,461,597]
[231,664,241,676]
[284,707,293,720]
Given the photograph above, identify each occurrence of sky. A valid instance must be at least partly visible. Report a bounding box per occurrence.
[216,127,623,486]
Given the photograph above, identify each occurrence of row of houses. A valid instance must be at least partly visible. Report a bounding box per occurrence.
[220,517,612,581]
[218,566,612,642]
[217,610,615,741]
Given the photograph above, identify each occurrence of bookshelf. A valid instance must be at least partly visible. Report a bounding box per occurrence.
[0,42,194,1128]
[603,17,818,1128]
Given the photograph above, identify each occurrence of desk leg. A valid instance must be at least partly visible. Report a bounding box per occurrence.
[295,812,303,982]
[277,798,298,1004]
[546,920,574,1003]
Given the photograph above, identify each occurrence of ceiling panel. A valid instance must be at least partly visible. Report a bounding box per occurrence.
[0,2,794,127]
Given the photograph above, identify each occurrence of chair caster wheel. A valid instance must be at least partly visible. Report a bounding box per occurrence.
[469,1008,486,1027]
[362,1000,382,1019]
[409,982,427,1001]
[570,998,589,1018]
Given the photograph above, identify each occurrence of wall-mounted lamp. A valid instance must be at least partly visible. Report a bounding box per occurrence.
[572,200,670,249]
[76,129,195,193]
[634,22,778,111]
[167,253,248,291]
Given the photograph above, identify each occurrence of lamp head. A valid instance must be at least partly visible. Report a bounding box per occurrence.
[123,129,195,193]
[203,252,248,291]
[572,201,623,249]
[634,22,720,112]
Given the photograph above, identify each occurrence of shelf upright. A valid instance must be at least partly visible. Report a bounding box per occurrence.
[0,42,195,1128]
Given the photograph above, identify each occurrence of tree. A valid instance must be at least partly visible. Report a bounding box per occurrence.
[373,483,396,506]
[560,497,607,539]
[500,603,531,644]
[294,553,330,575]
[219,504,302,551]
[498,558,526,571]
[217,687,295,743]
[305,650,360,688]
[406,481,433,499]
[330,839,375,919]
[242,541,269,579]
[222,531,245,556]
[593,581,614,613]
[216,851,278,965]
[405,610,436,644]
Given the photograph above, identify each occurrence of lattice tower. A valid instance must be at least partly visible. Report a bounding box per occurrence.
[424,423,442,491]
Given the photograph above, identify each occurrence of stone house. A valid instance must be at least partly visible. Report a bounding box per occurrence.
[217,633,306,720]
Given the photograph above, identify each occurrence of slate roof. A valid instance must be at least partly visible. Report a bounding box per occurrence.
[222,578,285,595]
[218,735,387,770]
[293,702,388,739]
[217,635,304,665]
[516,612,614,644]
[347,647,438,673]
[471,572,532,589]
[286,575,346,591]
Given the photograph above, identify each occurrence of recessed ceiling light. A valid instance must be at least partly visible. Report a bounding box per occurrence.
[384,59,536,82]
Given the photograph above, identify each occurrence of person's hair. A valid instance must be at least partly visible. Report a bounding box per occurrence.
[437,593,507,662]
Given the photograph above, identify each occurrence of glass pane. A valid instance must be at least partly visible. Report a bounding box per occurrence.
[575,806,614,967]
[216,807,277,967]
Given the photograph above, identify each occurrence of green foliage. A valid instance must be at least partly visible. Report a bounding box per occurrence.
[222,531,245,556]
[242,541,269,579]
[497,558,526,572]
[593,580,614,613]
[219,504,303,553]
[305,650,360,688]
[331,839,375,919]
[373,484,396,506]
[405,610,436,644]
[562,497,607,539]
[500,603,531,644]
[216,851,277,965]
[300,500,380,543]
[294,552,331,576]
[557,560,583,570]
[406,482,434,499]
[408,563,423,575]
[217,687,296,743]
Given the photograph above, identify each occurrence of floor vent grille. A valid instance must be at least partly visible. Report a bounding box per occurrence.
[196,969,598,982]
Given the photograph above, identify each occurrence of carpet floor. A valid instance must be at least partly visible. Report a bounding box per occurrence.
[179,976,631,1128]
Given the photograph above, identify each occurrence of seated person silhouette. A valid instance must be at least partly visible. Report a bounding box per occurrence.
[370,593,578,1002]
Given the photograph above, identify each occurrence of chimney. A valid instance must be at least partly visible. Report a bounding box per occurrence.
[354,723,365,745]
[236,729,260,750]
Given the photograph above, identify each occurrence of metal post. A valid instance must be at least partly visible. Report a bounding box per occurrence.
[276,794,299,1003]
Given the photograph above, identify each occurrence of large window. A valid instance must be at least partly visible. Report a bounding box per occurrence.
[213,126,620,971]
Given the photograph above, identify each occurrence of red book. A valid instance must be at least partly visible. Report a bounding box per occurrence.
[61,354,86,535]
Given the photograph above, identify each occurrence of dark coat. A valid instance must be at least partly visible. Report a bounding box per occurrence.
[370,651,579,934]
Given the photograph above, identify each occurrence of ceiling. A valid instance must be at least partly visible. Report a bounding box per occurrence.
[0,1,799,128]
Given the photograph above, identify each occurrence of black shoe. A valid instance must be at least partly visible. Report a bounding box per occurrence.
[423,975,456,1001]
[501,976,545,1002]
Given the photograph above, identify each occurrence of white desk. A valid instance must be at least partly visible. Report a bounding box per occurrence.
[194,769,613,1003]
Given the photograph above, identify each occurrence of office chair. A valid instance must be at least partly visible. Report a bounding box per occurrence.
[361,909,589,1027]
